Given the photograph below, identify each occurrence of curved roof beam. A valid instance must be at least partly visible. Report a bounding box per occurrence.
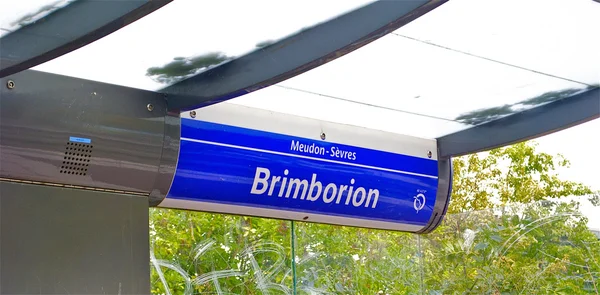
[0,0,172,78]
[160,0,449,112]
[437,86,600,158]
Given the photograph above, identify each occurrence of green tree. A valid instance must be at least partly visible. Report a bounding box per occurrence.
[150,141,600,294]
[150,211,293,294]
[448,141,593,213]
[422,142,599,294]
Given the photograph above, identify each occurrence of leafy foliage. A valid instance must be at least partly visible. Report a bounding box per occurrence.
[449,141,593,213]
[293,223,421,294]
[422,200,600,294]
[150,141,599,294]
[150,211,294,294]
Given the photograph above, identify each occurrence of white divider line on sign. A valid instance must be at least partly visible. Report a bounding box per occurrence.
[181,137,439,179]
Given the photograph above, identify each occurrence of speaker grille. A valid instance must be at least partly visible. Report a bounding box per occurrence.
[60,141,92,176]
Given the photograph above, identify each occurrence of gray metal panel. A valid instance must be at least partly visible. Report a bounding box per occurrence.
[0,70,179,199]
[0,181,150,294]
[0,0,172,78]
[162,0,449,111]
[437,87,600,158]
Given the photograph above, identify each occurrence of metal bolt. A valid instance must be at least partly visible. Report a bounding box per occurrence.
[190,111,197,118]
[320,132,326,140]
[146,104,154,112]
[427,151,433,158]
[6,80,15,89]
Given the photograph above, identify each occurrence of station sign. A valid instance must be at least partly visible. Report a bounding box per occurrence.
[161,104,452,233]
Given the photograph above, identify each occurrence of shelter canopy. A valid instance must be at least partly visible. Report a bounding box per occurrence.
[1,0,598,157]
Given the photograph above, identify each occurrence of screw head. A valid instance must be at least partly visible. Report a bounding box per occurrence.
[427,151,433,158]
[146,104,154,112]
[190,111,197,118]
[320,132,326,140]
[6,80,15,89]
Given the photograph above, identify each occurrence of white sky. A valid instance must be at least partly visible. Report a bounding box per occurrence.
[1,0,599,226]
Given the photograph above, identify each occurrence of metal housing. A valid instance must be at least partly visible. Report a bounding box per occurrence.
[0,70,180,204]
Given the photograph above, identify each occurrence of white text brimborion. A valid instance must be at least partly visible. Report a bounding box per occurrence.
[249,167,379,208]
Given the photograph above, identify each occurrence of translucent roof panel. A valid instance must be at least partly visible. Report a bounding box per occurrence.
[229,34,588,138]
[0,0,73,37]
[228,0,599,138]
[9,0,599,141]
[399,0,600,86]
[0,0,177,78]
[27,0,376,90]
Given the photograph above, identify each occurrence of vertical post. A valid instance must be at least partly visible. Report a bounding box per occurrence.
[0,181,150,294]
[290,220,297,295]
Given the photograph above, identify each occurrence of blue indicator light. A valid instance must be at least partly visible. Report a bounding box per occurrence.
[69,136,92,144]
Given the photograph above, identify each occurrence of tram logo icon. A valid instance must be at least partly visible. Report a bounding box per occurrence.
[413,193,426,213]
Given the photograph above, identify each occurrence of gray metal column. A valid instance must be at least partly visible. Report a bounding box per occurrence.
[0,69,178,294]
[0,181,150,294]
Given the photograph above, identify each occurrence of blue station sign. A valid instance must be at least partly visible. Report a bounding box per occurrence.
[162,104,452,233]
